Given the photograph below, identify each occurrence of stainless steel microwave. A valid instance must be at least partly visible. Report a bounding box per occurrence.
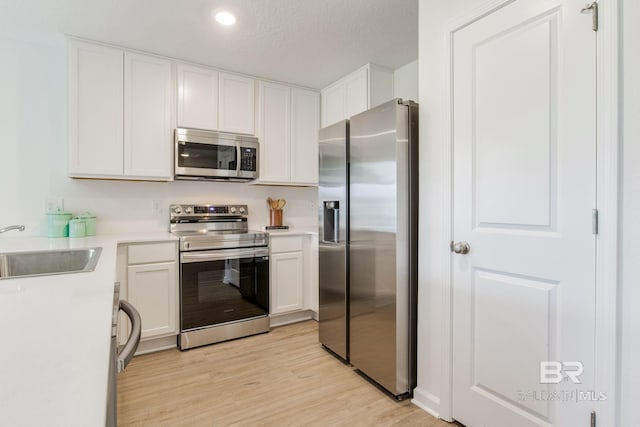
[174,128,259,181]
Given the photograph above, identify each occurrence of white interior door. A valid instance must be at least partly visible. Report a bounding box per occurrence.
[451,1,597,426]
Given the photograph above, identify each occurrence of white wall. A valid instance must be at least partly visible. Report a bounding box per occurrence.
[416,0,638,425]
[0,35,318,238]
[414,0,488,418]
[393,60,418,102]
[618,0,639,425]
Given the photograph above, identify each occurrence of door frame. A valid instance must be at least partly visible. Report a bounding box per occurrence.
[435,0,619,424]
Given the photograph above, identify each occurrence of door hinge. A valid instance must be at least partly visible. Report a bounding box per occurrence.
[581,1,599,32]
[591,410,596,427]
[592,209,599,234]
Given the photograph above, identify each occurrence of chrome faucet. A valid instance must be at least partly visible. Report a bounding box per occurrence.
[0,225,25,234]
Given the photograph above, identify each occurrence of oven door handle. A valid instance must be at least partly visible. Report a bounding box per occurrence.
[181,247,269,263]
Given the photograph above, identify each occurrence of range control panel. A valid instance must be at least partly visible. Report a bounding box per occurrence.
[170,204,248,219]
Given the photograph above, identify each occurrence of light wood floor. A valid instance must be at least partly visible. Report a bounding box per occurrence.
[118,320,453,427]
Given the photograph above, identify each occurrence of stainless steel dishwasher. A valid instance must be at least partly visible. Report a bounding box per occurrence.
[106,282,141,427]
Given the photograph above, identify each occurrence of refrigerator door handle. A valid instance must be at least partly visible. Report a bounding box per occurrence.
[323,201,340,243]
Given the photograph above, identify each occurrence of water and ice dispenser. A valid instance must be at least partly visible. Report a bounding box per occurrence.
[323,201,340,243]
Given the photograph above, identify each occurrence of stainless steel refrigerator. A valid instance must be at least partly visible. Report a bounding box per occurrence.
[319,99,418,398]
[318,119,349,361]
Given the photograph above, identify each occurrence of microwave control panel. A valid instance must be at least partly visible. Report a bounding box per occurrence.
[240,147,257,172]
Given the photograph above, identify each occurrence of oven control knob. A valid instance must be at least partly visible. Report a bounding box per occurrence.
[239,206,246,214]
[230,206,237,214]
[184,206,192,214]
[173,206,182,214]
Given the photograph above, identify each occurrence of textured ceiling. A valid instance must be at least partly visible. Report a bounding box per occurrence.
[1,0,418,89]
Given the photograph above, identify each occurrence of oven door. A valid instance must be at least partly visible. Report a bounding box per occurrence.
[180,247,269,331]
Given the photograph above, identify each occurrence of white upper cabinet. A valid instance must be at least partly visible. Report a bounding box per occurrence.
[177,64,218,130]
[124,52,173,179]
[219,72,255,135]
[344,71,368,118]
[257,82,320,186]
[68,40,124,177]
[69,38,324,183]
[321,63,394,128]
[321,84,345,129]
[291,88,320,184]
[258,81,291,182]
[177,67,254,134]
[68,39,173,181]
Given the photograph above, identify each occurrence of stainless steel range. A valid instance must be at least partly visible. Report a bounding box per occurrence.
[170,203,270,350]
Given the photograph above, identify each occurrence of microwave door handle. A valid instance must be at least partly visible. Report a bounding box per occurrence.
[236,143,241,177]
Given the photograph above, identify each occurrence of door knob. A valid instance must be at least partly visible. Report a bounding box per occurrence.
[451,241,470,254]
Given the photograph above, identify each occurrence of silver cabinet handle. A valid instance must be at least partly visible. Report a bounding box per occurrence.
[117,300,141,373]
[450,241,471,254]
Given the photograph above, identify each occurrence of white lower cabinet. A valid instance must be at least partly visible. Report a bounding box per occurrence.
[117,241,179,353]
[127,262,178,339]
[269,234,318,326]
[270,251,304,314]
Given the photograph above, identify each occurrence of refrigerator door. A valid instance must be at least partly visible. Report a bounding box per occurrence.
[349,99,416,397]
[318,120,349,361]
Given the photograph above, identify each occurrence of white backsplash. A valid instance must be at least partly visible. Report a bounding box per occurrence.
[55,181,319,235]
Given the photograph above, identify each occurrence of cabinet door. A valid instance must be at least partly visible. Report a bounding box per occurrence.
[291,88,320,185]
[127,262,178,339]
[321,83,345,128]
[258,81,291,183]
[124,53,173,180]
[177,64,218,130]
[368,64,394,108]
[68,40,124,177]
[270,251,304,314]
[219,72,255,134]
[345,69,369,118]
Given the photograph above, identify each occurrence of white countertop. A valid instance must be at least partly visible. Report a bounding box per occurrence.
[0,233,176,427]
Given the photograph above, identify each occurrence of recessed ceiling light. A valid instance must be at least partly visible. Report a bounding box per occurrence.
[215,11,236,26]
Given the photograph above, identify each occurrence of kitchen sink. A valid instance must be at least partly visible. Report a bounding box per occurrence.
[0,247,102,280]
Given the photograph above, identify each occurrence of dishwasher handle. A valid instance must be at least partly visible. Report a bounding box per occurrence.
[117,300,141,373]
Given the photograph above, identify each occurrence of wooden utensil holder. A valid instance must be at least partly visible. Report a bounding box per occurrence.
[269,209,283,227]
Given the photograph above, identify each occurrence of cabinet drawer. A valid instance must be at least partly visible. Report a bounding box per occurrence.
[270,236,303,254]
[128,242,177,264]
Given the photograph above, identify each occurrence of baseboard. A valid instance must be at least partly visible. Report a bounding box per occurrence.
[412,387,444,420]
[269,310,314,327]
[134,335,177,355]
